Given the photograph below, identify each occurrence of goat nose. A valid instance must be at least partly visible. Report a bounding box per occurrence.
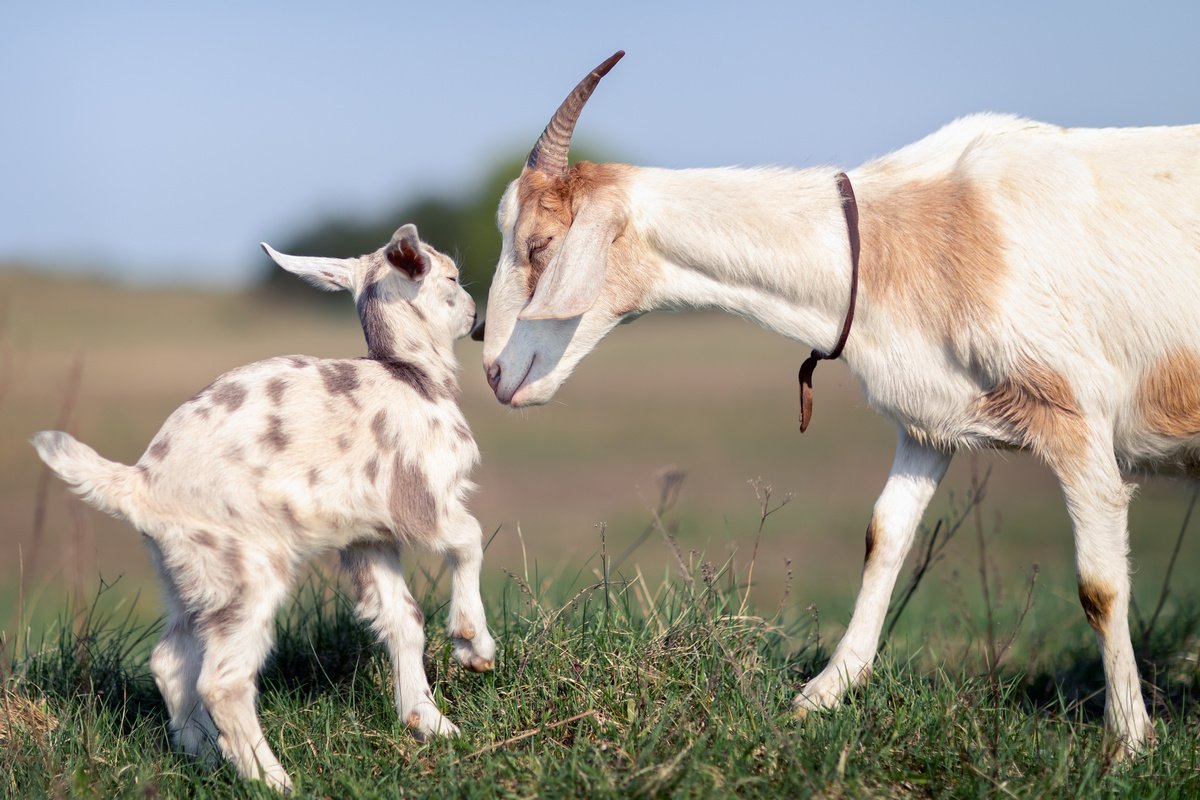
[485,362,502,392]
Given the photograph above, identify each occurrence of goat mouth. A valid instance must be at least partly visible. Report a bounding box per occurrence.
[505,355,538,407]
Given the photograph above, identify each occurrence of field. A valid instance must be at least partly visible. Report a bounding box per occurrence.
[3,269,1200,797]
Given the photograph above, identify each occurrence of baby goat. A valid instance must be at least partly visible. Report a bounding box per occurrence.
[33,225,495,792]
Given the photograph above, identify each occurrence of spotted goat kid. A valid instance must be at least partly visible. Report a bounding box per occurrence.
[33,224,495,792]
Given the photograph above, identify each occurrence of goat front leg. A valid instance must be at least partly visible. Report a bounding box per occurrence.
[342,542,459,739]
[1056,428,1150,756]
[795,430,951,715]
[439,508,497,672]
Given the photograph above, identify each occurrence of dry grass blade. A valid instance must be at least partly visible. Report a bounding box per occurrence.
[0,688,58,748]
[460,709,601,760]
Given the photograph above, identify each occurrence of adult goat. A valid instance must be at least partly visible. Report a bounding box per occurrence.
[479,50,1200,755]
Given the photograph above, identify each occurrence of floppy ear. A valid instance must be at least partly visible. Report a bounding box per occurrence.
[519,199,621,321]
[384,224,431,281]
[260,243,355,291]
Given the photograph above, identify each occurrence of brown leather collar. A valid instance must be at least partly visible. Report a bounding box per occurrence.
[798,171,860,433]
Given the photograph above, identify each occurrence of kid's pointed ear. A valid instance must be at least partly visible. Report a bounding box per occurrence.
[384,224,431,281]
[260,243,355,291]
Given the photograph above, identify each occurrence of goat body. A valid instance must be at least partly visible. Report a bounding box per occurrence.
[480,53,1200,756]
[34,225,494,792]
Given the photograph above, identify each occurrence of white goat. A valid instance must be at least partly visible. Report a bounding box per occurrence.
[479,51,1200,755]
[33,225,495,792]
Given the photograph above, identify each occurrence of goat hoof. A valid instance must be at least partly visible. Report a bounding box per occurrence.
[467,655,494,673]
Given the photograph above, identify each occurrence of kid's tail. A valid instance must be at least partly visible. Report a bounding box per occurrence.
[32,431,145,521]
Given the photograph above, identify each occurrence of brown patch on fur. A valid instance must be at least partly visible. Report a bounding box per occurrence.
[858,177,1008,341]
[342,553,371,600]
[212,382,247,411]
[270,550,291,579]
[194,529,217,549]
[863,518,878,565]
[319,361,360,397]
[405,710,422,730]
[407,597,425,626]
[306,467,320,487]
[1078,578,1115,632]
[287,356,313,369]
[978,359,1086,473]
[388,455,438,541]
[364,457,379,482]
[514,162,656,316]
[1138,349,1200,438]
[336,434,352,452]
[280,502,302,530]
[194,405,211,420]
[147,436,170,461]
[266,378,288,405]
[201,599,243,637]
[370,410,390,449]
[222,540,245,584]
[260,415,290,451]
[453,421,472,443]
[371,358,435,401]
[224,502,240,520]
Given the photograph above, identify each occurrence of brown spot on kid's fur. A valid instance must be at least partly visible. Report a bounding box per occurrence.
[1138,349,1200,438]
[213,382,247,411]
[858,177,1008,342]
[194,529,217,549]
[147,436,170,461]
[389,456,438,541]
[373,358,435,401]
[319,361,360,397]
[336,434,352,452]
[1078,578,1115,632]
[405,710,422,729]
[370,410,390,449]
[453,421,472,443]
[306,468,320,487]
[266,378,288,405]
[407,597,425,626]
[357,278,394,359]
[979,359,1086,474]
[260,416,290,451]
[364,457,379,482]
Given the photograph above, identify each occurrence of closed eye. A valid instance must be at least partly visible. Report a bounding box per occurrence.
[527,237,551,262]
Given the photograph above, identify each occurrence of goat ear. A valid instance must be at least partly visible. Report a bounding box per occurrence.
[260,243,354,291]
[384,224,431,281]
[518,199,620,321]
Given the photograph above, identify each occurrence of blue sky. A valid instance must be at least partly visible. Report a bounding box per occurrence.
[2,2,1197,286]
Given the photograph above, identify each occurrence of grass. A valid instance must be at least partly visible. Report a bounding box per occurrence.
[5,487,1200,799]
[5,271,1200,796]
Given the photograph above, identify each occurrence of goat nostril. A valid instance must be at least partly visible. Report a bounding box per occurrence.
[486,363,501,391]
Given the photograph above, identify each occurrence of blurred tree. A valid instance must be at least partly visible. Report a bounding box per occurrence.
[258,146,608,305]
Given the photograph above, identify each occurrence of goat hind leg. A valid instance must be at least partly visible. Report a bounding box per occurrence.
[342,542,459,739]
[195,580,292,792]
[1058,435,1151,756]
[795,431,950,715]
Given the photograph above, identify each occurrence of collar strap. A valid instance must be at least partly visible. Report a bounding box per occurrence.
[798,171,860,433]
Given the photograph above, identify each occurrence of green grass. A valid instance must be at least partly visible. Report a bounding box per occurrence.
[5,529,1200,799]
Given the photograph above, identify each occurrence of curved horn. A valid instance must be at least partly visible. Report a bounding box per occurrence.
[527,50,625,178]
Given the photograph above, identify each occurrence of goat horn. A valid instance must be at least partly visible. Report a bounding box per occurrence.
[527,50,625,178]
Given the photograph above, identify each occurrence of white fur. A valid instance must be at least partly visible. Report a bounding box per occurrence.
[33,226,494,791]
[483,112,1200,754]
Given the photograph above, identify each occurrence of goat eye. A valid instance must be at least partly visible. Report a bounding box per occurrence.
[527,237,551,262]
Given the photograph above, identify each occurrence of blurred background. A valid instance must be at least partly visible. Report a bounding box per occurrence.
[3,2,1199,646]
